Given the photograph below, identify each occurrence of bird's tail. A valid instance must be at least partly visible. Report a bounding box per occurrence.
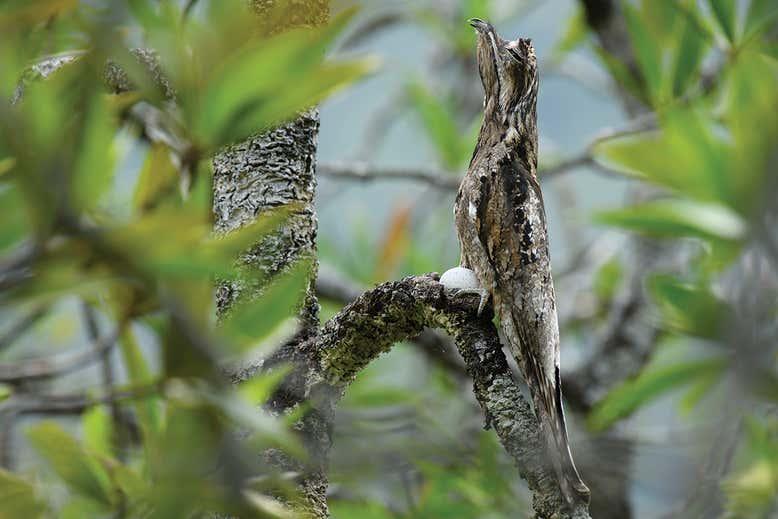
[504,312,590,506]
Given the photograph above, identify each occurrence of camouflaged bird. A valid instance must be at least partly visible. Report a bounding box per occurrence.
[453,19,590,506]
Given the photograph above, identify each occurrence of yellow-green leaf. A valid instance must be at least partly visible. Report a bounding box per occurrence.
[596,199,747,243]
[588,357,727,431]
[0,469,47,519]
[27,421,114,504]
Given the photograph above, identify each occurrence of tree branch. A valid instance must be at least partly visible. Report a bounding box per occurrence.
[301,274,590,519]
[318,114,657,190]
[0,326,120,384]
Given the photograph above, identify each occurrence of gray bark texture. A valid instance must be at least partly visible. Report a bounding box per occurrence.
[211,111,327,517]
[297,274,590,519]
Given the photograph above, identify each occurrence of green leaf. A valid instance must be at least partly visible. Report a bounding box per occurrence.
[119,329,163,441]
[592,45,647,104]
[192,8,373,149]
[82,406,115,460]
[553,8,588,60]
[594,108,734,207]
[237,365,291,404]
[707,0,738,43]
[596,199,747,243]
[641,0,678,46]
[0,185,29,252]
[725,54,778,213]
[623,2,664,101]
[407,81,467,169]
[0,469,47,518]
[593,258,623,301]
[670,11,711,96]
[72,94,116,212]
[649,275,731,339]
[133,143,180,213]
[744,0,778,41]
[0,0,78,29]
[0,384,11,402]
[588,357,727,431]
[220,260,312,354]
[59,496,110,519]
[27,421,114,504]
[344,386,418,408]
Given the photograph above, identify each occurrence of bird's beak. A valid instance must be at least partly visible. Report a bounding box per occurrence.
[468,18,490,32]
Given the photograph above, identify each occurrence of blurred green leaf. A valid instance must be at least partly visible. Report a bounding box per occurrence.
[670,10,711,96]
[594,108,735,207]
[0,469,47,519]
[623,2,663,101]
[588,357,727,431]
[592,45,647,104]
[220,259,312,354]
[27,421,114,505]
[649,275,731,339]
[726,52,778,213]
[59,496,110,519]
[407,81,468,170]
[72,94,116,212]
[108,202,289,281]
[553,8,588,60]
[596,199,747,243]
[133,143,180,213]
[593,258,623,301]
[82,406,115,460]
[0,185,29,252]
[191,8,374,149]
[0,0,77,29]
[119,329,163,441]
[707,0,738,43]
[0,384,11,402]
[744,0,778,41]
[237,365,291,405]
[330,501,395,519]
[641,0,678,46]
[344,386,418,409]
[723,417,778,516]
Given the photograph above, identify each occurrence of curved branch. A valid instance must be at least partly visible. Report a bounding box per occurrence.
[300,274,590,519]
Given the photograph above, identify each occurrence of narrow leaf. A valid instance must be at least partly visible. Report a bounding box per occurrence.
[649,275,731,339]
[623,3,664,101]
[27,422,114,504]
[220,260,312,354]
[596,199,747,243]
[708,0,738,43]
[0,469,46,518]
[588,357,727,431]
[407,82,467,169]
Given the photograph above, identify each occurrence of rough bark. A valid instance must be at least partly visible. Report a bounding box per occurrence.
[299,274,590,519]
[212,110,326,517]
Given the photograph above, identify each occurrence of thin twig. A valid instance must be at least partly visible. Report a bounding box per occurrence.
[0,305,48,353]
[0,326,120,384]
[2,384,159,416]
[321,113,657,190]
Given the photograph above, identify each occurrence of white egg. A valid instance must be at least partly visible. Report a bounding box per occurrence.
[439,266,481,291]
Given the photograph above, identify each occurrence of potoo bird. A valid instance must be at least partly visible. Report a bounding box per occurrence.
[453,19,590,506]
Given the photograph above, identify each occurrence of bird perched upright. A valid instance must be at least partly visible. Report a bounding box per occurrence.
[453,18,590,506]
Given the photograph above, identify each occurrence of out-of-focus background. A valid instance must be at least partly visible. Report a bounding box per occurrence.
[1,0,777,518]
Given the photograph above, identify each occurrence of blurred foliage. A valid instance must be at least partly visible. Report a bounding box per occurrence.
[2,0,778,518]
[323,0,778,516]
[0,0,370,517]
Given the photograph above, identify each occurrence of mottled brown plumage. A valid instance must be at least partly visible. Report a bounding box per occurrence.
[454,19,590,507]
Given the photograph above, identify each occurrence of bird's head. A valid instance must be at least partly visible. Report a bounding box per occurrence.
[469,19,538,131]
